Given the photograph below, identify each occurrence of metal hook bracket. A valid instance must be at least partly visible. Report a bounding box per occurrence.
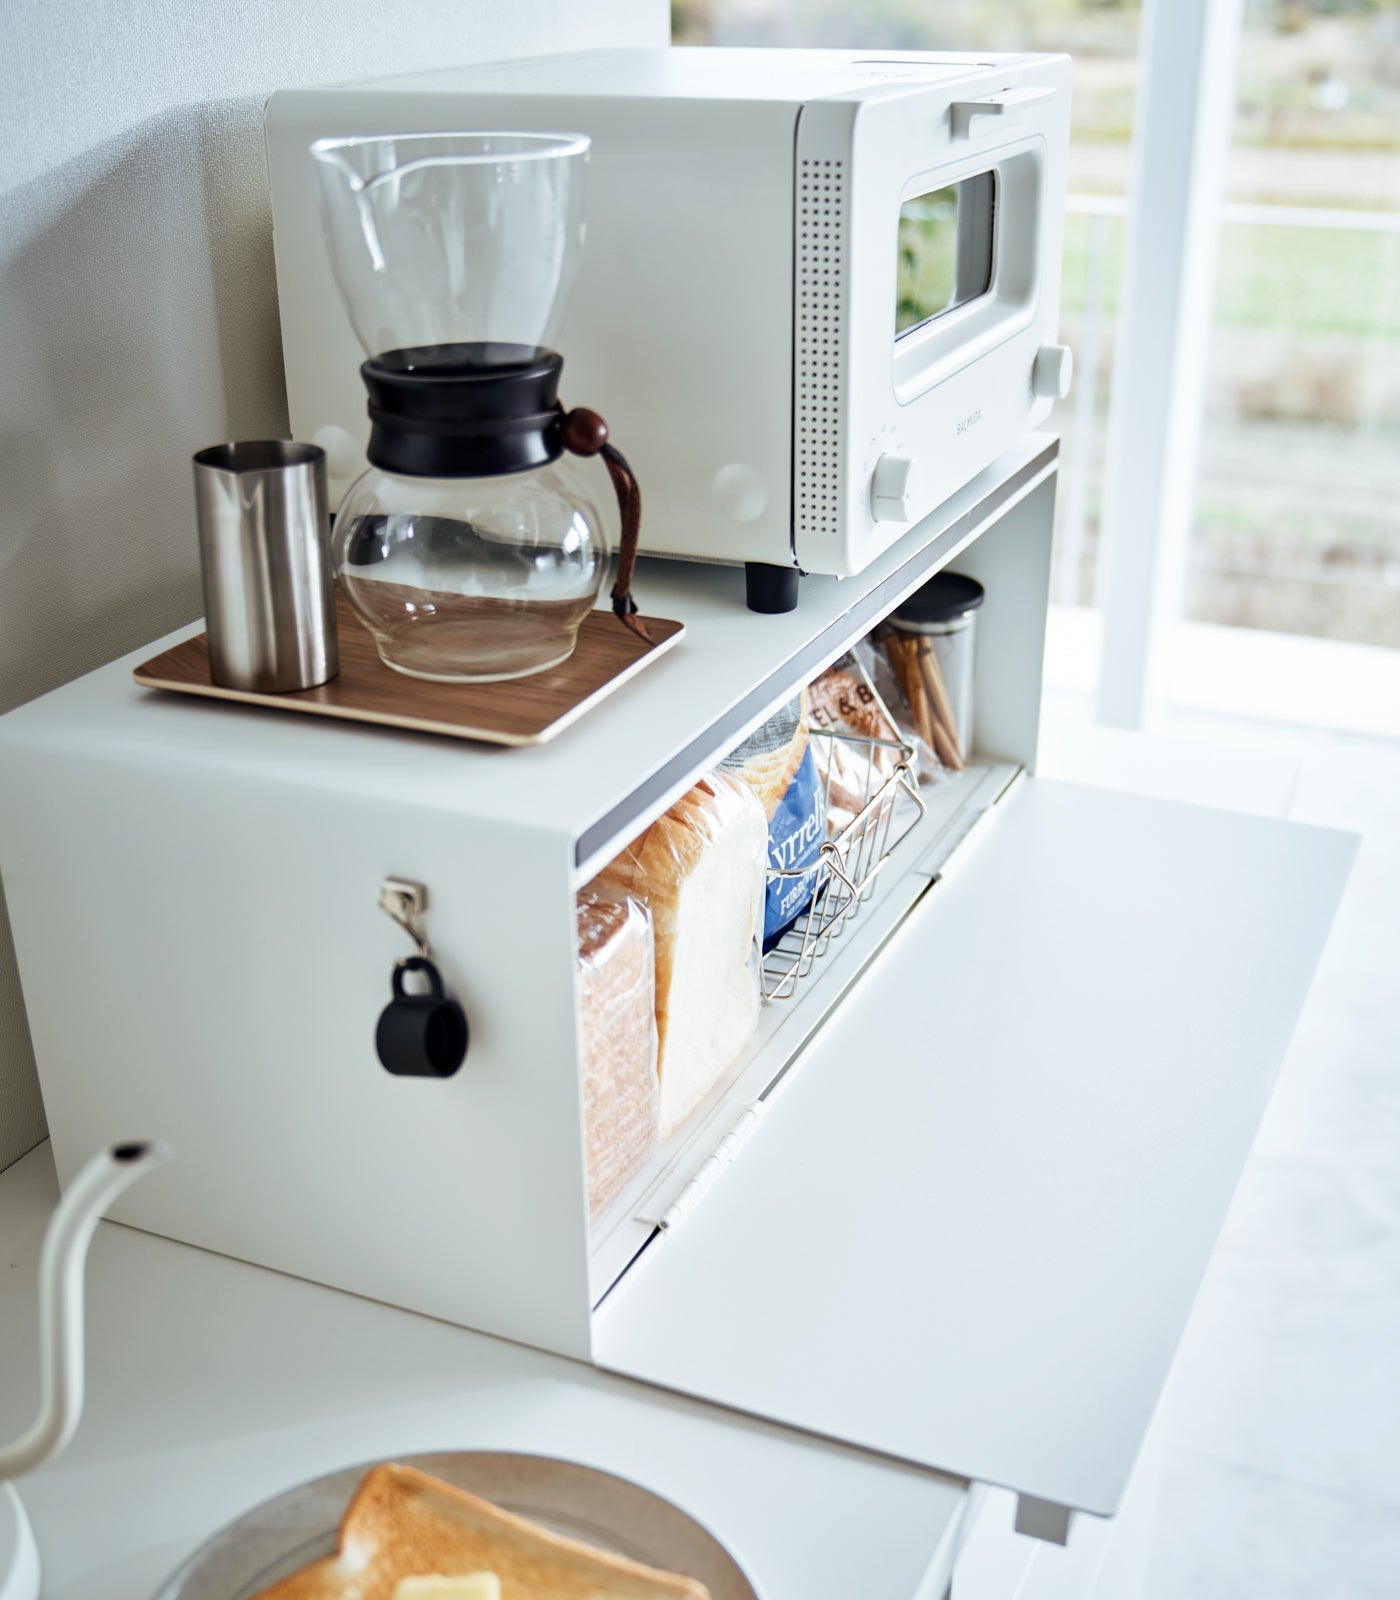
[379,877,430,960]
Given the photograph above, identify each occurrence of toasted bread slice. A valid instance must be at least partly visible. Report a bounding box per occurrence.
[252,1462,711,1600]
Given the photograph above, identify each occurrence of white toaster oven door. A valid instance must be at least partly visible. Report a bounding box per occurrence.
[593,775,1354,1526]
[794,58,1072,580]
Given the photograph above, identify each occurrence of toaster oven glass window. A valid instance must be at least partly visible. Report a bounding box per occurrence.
[895,172,996,339]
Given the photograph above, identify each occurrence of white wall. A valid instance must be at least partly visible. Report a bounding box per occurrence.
[0,0,668,1170]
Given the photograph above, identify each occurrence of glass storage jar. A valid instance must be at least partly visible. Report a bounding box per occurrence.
[885,572,984,773]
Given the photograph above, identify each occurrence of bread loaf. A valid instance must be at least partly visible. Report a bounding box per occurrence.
[576,894,658,1224]
[588,771,766,1138]
[251,1462,710,1600]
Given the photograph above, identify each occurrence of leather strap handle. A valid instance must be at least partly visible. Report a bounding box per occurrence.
[561,407,652,645]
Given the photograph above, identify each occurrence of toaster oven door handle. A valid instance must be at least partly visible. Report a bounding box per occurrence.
[950,85,1056,140]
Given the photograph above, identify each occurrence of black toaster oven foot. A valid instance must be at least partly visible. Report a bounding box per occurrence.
[745,562,801,614]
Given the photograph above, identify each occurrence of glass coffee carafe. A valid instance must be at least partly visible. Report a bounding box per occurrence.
[311,131,645,682]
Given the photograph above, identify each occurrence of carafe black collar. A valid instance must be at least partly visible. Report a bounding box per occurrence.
[361,343,565,478]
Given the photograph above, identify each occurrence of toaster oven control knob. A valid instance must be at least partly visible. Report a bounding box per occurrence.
[1032,343,1074,401]
[870,453,916,523]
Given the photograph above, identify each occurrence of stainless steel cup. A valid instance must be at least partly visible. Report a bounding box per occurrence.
[192,440,338,692]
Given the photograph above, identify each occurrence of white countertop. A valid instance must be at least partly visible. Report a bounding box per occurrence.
[0,1143,968,1600]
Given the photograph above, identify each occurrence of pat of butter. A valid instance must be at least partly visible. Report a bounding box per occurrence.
[393,1576,502,1600]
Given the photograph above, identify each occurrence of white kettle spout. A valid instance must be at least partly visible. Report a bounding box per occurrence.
[0,1140,172,1481]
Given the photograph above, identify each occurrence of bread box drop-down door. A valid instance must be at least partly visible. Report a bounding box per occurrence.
[593,776,1355,1537]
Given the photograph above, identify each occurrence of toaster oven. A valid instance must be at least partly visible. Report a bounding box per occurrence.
[265,48,1074,610]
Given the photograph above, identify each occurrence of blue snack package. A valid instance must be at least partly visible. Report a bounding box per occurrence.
[721,695,828,950]
[760,742,826,951]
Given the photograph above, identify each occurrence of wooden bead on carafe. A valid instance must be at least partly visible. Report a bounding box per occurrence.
[562,407,610,457]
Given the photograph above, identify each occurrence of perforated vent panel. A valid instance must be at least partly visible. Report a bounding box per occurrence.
[796,158,847,551]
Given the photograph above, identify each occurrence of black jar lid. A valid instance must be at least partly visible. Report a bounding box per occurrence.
[361,342,566,478]
[892,572,985,629]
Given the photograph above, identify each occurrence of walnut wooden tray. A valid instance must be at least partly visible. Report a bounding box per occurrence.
[133,589,684,747]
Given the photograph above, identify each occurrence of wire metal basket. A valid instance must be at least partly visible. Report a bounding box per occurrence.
[761,685,926,1003]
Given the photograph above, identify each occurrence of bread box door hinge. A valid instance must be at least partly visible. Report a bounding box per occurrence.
[657,1104,768,1235]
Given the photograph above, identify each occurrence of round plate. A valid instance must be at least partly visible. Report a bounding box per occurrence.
[151,1451,761,1600]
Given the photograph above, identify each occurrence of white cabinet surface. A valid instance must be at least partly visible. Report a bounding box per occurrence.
[0,435,1356,1593]
[0,438,1061,1365]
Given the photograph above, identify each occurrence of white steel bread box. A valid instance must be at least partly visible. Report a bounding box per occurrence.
[265,48,1074,611]
[0,439,1355,1540]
